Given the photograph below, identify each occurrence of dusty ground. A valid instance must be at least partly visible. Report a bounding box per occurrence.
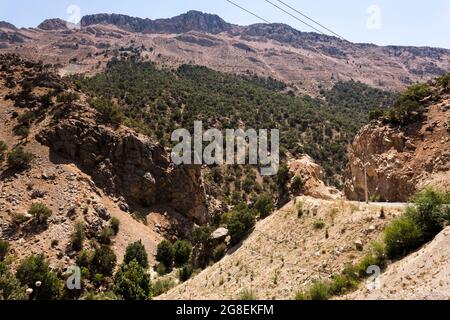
[159,197,405,300]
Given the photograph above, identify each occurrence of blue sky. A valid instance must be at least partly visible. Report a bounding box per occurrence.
[1,0,450,48]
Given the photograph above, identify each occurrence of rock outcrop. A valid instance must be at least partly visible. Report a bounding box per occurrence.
[37,18,70,31]
[38,104,209,224]
[345,99,450,202]
[80,11,233,34]
[288,155,341,200]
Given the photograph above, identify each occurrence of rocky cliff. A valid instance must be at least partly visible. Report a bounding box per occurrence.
[38,104,208,224]
[80,11,233,34]
[345,92,450,202]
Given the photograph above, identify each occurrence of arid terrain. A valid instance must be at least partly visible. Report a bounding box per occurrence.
[0,11,449,301]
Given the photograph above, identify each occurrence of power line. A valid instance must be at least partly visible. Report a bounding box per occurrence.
[225,0,271,24]
[276,0,347,41]
[263,0,327,36]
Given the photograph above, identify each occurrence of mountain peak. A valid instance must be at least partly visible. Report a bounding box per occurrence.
[38,18,69,30]
[80,11,232,34]
[0,21,17,30]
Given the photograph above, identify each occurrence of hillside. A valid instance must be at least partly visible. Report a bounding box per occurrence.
[345,75,450,201]
[1,11,449,96]
[160,197,405,300]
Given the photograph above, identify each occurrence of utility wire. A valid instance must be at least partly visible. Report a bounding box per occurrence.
[276,0,347,41]
[264,0,326,36]
[225,0,271,24]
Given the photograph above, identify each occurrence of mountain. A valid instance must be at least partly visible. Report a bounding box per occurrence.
[80,11,233,34]
[0,11,448,96]
[0,21,16,30]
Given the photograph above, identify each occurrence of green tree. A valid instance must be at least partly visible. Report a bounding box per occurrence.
[113,260,151,300]
[70,221,85,252]
[173,240,192,267]
[124,241,148,269]
[254,193,275,218]
[90,245,117,276]
[15,255,61,300]
[0,262,28,300]
[155,240,174,269]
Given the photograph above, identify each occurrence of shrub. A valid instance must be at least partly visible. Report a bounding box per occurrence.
[110,217,120,235]
[295,200,304,218]
[29,203,52,225]
[254,193,275,218]
[70,221,85,251]
[384,215,422,259]
[192,226,212,245]
[151,278,176,297]
[308,281,331,300]
[437,73,450,92]
[0,262,27,300]
[384,189,449,259]
[178,264,193,282]
[173,240,192,267]
[56,92,79,104]
[90,245,117,276]
[7,147,33,170]
[213,244,227,262]
[313,220,326,230]
[224,204,257,245]
[155,240,174,270]
[0,240,9,261]
[98,226,114,245]
[90,98,124,125]
[76,250,91,268]
[238,289,257,300]
[124,241,148,269]
[369,108,384,121]
[290,176,304,193]
[15,254,61,300]
[113,260,151,300]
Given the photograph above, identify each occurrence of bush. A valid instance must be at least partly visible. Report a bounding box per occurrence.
[70,221,85,251]
[173,240,192,267]
[290,176,304,193]
[113,260,151,300]
[369,108,384,121]
[90,98,124,125]
[224,204,257,245]
[313,220,326,230]
[0,262,27,300]
[56,92,79,104]
[213,243,227,262]
[437,73,450,92]
[254,193,275,218]
[15,254,61,300]
[384,189,449,259]
[76,250,91,268]
[110,217,120,235]
[155,240,174,270]
[238,289,257,300]
[178,264,193,282]
[384,215,422,259]
[7,147,33,170]
[90,245,117,276]
[0,240,9,261]
[151,278,176,297]
[124,241,148,269]
[98,226,114,245]
[28,203,52,225]
[308,281,331,300]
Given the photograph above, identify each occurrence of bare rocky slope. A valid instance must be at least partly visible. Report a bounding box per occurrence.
[345,92,450,202]
[1,11,450,96]
[0,54,207,270]
[160,197,405,300]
